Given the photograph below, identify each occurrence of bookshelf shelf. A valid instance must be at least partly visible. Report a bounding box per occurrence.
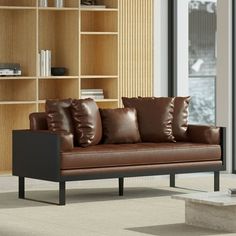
[80,8,118,12]
[0,77,37,80]
[81,32,118,35]
[0,101,36,105]
[0,6,36,9]
[38,7,78,11]
[80,75,118,79]
[38,76,78,79]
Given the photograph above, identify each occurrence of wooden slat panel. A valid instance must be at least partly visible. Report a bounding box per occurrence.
[119,0,153,105]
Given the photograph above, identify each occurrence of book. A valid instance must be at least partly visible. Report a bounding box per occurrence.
[45,50,51,76]
[40,50,46,77]
[80,4,106,9]
[81,94,105,100]
[39,0,48,7]
[81,89,104,95]
[37,52,41,76]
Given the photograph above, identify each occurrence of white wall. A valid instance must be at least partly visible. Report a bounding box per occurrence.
[216,0,232,172]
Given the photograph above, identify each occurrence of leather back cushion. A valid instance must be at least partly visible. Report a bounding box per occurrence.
[71,98,102,147]
[45,99,74,134]
[29,112,48,130]
[172,96,191,141]
[122,97,175,142]
[100,108,141,144]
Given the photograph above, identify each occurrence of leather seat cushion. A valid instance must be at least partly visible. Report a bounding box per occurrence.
[61,142,221,170]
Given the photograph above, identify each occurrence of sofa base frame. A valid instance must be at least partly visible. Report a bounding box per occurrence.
[18,171,220,206]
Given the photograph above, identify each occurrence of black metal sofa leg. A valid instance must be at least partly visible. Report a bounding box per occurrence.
[214,171,220,192]
[119,178,124,196]
[170,174,175,188]
[59,182,66,205]
[19,177,25,199]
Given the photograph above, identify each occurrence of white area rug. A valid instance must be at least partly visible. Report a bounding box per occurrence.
[0,174,235,236]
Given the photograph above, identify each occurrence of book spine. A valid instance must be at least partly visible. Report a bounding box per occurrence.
[39,0,48,7]
[45,50,51,76]
[55,0,64,8]
[40,50,46,77]
[37,52,41,77]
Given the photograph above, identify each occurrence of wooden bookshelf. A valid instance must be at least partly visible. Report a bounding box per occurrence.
[0,0,153,171]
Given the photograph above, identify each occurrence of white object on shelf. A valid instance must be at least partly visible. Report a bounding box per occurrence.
[80,4,106,9]
[39,0,48,7]
[40,50,46,77]
[40,50,51,77]
[45,50,51,76]
[81,95,105,100]
[54,0,64,8]
[81,89,104,95]
[37,52,41,76]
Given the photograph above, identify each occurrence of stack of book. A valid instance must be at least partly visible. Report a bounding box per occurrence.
[81,89,104,100]
[39,50,51,77]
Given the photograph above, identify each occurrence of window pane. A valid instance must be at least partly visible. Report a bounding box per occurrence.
[188,0,217,124]
[189,77,215,124]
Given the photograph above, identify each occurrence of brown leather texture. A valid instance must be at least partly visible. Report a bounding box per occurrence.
[187,125,220,144]
[58,131,74,152]
[29,112,48,130]
[71,98,102,147]
[45,99,74,135]
[100,108,141,144]
[61,161,223,177]
[122,97,175,142]
[172,96,191,141]
[61,142,221,170]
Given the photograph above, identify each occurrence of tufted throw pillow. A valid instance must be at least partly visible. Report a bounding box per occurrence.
[45,98,74,134]
[172,96,191,141]
[71,98,102,147]
[100,108,141,144]
[122,97,175,142]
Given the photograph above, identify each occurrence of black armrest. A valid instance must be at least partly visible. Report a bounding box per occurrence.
[12,130,73,181]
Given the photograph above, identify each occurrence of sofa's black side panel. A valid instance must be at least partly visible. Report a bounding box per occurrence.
[13,130,61,181]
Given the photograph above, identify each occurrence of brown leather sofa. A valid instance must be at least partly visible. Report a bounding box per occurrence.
[12,99,226,206]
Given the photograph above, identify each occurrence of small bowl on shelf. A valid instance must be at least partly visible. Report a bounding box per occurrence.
[51,67,67,76]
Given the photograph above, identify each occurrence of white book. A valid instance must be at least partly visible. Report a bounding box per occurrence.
[45,50,51,76]
[81,89,104,94]
[80,4,106,9]
[37,52,41,76]
[81,95,105,100]
[40,50,46,77]
[39,0,48,7]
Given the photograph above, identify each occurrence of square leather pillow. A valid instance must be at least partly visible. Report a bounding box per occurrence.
[122,97,175,142]
[100,108,141,144]
[172,96,191,141]
[71,98,102,147]
[45,98,74,135]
